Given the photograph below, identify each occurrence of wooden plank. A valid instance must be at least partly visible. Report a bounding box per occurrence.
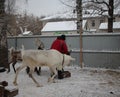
[0,85,4,97]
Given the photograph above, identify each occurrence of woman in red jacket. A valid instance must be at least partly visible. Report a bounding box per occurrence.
[50,35,69,55]
[50,35,70,79]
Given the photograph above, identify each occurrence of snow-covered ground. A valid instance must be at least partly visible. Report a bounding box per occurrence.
[0,63,120,97]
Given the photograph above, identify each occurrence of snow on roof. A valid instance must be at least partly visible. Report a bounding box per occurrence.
[41,20,87,32]
[23,31,32,35]
[89,29,96,31]
[99,22,120,30]
[41,12,100,21]
[41,21,76,32]
[18,31,33,36]
[41,9,120,21]
[41,11,76,21]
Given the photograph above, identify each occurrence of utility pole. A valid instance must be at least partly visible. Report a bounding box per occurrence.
[76,0,83,68]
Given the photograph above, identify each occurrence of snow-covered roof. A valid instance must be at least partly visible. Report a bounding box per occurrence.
[41,9,120,21]
[23,31,32,35]
[41,11,76,21]
[41,11,100,21]
[99,22,120,30]
[41,20,87,32]
[19,31,33,36]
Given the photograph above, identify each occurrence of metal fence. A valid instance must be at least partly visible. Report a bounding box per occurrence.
[7,33,120,69]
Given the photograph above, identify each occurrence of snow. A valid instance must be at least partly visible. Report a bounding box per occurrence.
[41,21,77,32]
[23,31,32,35]
[99,22,120,30]
[41,11,76,21]
[41,20,87,32]
[0,63,120,97]
[18,31,33,36]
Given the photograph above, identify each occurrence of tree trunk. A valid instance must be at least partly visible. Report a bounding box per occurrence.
[0,0,8,69]
[76,0,83,68]
[108,0,114,32]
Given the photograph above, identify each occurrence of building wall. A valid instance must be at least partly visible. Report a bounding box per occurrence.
[99,29,120,33]
[85,15,120,33]
[86,17,105,32]
[115,16,120,21]
[42,31,78,35]
[41,14,120,34]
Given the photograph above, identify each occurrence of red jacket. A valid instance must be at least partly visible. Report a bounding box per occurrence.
[50,38,69,55]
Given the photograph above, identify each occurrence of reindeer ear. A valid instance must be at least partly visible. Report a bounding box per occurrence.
[9,47,14,53]
[21,45,24,49]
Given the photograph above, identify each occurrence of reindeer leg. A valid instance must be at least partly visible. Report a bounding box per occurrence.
[7,61,17,73]
[38,67,41,74]
[13,64,26,86]
[48,67,57,83]
[29,69,43,87]
[7,62,12,73]
[35,67,41,75]
[26,66,30,74]
[12,61,17,73]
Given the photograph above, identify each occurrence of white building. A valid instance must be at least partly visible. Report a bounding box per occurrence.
[41,9,120,33]
[99,22,120,33]
[41,20,87,35]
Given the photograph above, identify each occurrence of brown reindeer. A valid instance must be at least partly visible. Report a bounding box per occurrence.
[8,48,22,73]
[8,39,44,75]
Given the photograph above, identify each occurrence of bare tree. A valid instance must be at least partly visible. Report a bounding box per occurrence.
[12,13,43,36]
[0,0,8,69]
[83,0,120,32]
[108,0,114,32]
[0,0,28,69]
[59,0,83,68]
[76,0,84,68]
[60,0,120,32]
[91,0,114,32]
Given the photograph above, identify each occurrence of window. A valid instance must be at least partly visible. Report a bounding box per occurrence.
[91,20,95,27]
[113,17,115,22]
[100,20,104,24]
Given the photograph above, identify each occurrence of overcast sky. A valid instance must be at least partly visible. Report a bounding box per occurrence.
[15,0,71,17]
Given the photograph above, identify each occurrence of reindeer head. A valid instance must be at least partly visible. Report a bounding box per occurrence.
[63,54,75,66]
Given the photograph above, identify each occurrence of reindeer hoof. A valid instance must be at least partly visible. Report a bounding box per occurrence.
[7,70,10,73]
[53,79,57,83]
[13,81,18,86]
[37,84,43,87]
[48,78,52,82]
[48,78,55,83]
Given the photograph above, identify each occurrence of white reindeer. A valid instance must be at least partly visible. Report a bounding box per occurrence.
[13,48,75,87]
